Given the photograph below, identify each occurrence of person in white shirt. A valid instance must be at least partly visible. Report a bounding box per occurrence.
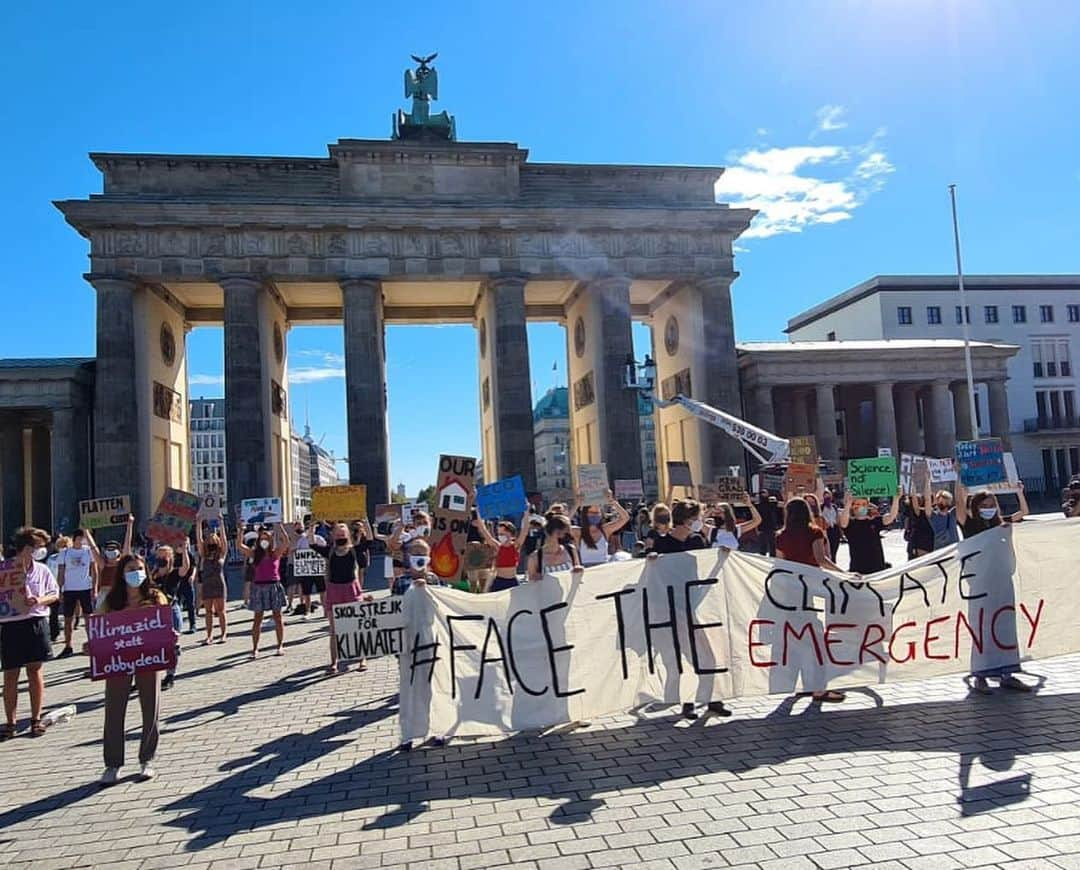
[56,528,101,658]
[710,496,762,551]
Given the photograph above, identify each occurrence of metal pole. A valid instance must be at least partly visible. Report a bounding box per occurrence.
[949,184,979,441]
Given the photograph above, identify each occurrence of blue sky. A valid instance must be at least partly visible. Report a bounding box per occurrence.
[2,1,1077,496]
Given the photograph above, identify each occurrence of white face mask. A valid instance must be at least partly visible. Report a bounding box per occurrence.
[414,525,429,537]
[498,534,511,545]
[73,540,86,550]
[32,547,48,562]
[259,539,271,550]
[125,570,146,588]
[104,548,120,561]
[978,507,998,520]
[690,519,704,533]
[408,554,429,572]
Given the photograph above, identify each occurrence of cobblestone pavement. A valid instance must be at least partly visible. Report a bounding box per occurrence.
[1,530,1078,870]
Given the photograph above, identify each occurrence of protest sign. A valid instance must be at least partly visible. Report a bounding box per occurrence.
[878,447,893,458]
[928,457,958,483]
[956,438,1006,487]
[79,495,130,530]
[614,478,644,501]
[0,560,28,622]
[146,489,199,548]
[240,497,283,525]
[783,462,817,496]
[399,517,1080,740]
[332,592,405,661]
[912,458,931,495]
[475,476,526,520]
[901,453,956,494]
[788,435,818,468]
[374,503,402,536]
[430,455,477,583]
[292,548,327,578]
[714,476,747,503]
[87,605,177,680]
[577,463,609,505]
[698,484,721,504]
[666,461,693,489]
[196,493,221,521]
[311,485,367,521]
[760,467,785,496]
[847,456,898,498]
[986,452,1021,494]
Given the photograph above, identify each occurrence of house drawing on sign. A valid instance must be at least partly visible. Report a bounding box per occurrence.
[438,479,469,512]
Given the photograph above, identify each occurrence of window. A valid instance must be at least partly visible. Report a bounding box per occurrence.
[1033,338,1072,379]
[1013,305,1027,323]
[1069,304,1080,323]
[1033,342,1044,378]
[897,306,912,326]
[985,305,999,324]
[826,331,836,341]
[955,305,970,324]
[1041,305,1055,323]
[927,306,942,325]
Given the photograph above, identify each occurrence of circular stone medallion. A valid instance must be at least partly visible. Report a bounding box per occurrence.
[160,322,176,367]
[573,316,586,359]
[664,315,680,357]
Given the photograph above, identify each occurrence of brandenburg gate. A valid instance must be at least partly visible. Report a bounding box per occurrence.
[56,58,754,518]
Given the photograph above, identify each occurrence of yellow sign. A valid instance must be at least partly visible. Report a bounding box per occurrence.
[310,485,368,521]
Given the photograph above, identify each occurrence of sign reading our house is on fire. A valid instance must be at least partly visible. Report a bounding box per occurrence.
[428,454,477,584]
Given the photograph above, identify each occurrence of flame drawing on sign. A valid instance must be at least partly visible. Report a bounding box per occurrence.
[430,534,460,579]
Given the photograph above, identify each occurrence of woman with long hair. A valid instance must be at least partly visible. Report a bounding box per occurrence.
[312,520,373,674]
[471,516,530,591]
[148,542,190,691]
[572,491,630,568]
[528,515,583,580]
[238,524,290,658]
[97,553,173,784]
[195,514,228,644]
[709,496,762,551]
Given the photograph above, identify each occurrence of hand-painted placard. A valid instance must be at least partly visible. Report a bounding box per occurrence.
[847,456,898,498]
[239,497,283,525]
[79,495,131,530]
[783,463,817,497]
[760,468,785,496]
[714,476,747,503]
[292,548,327,578]
[430,455,477,583]
[0,560,28,622]
[614,478,644,501]
[333,593,405,660]
[927,457,958,483]
[986,452,1021,494]
[311,485,368,521]
[577,463,609,505]
[788,435,818,468]
[196,493,222,521]
[955,438,1006,487]
[146,489,200,548]
[475,475,526,520]
[666,461,693,488]
[87,605,177,680]
[877,447,893,458]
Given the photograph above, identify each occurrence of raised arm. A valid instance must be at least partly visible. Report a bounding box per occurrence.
[85,528,103,570]
[838,489,853,529]
[273,523,290,558]
[739,494,762,536]
[195,514,205,557]
[601,491,631,537]
[472,516,499,548]
[919,474,933,518]
[514,508,532,550]
[955,481,969,527]
[179,540,191,575]
[883,493,902,526]
[236,525,253,559]
[1009,481,1029,523]
[122,515,134,557]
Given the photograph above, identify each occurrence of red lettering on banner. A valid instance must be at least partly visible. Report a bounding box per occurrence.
[1019,599,1044,648]
[922,615,952,661]
[991,605,1017,651]
[954,608,984,658]
[824,623,856,666]
[859,624,888,664]
[782,622,824,667]
[748,619,776,667]
[888,621,918,663]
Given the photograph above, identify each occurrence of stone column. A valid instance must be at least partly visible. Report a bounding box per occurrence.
[895,384,923,454]
[927,379,957,457]
[477,275,537,491]
[49,408,79,535]
[700,277,744,473]
[223,276,271,508]
[987,379,1011,447]
[342,278,390,513]
[90,275,141,516]
[754,385,776,433]
[952,380,975,443]
[874,382,898,458]
[791,390,810,435]
[815,384,839,460]
[1,423,24,543]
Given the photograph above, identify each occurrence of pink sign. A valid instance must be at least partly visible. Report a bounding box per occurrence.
[0,560,28,622]
[87,605,177,681]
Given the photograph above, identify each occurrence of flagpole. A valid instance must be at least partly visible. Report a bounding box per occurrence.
[949,183,979,441]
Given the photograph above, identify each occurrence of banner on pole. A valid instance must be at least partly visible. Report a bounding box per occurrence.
[79,495,131,530]
[399,518,1078,740]
[146,489,200,548]
[87,605,177,680]
[333,593,405,661]
[311,485,368,521]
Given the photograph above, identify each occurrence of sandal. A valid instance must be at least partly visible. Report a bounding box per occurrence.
[0,722,16,741]
[30,719,46,737]
[356,661,368,672]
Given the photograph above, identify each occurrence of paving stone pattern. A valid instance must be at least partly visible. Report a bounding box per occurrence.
[1,536,1078,869]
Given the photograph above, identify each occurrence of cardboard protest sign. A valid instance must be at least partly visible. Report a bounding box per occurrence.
[878,447,893,458]
[986,452,1021,494]
[311,485,367,521]
[783,463,817,496]
[928,457,958,483]
[429,455,477,583]
[847,456,898,498]
[698,483,721,504]
[760,468,785,496]
[399,517,1080,740]
[146,489,200,548]
[196,493,222,521]
[475,475,526,519]
[714,476,747,503]
[912,458,931,495]
[374,503,402,536]
[614,478,644,501]
[666,461,693,489]
[0,560,28,622]
[292,548,327,578]
[79,495,131,530]
[87,605,177,680]
[955,438,1006,487]
[788,435,818,468]
[240,497,283,525]
[332,592,404,661]
[576,463,609,505]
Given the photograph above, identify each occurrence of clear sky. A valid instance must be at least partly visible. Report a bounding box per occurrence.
[2,1,1077,496]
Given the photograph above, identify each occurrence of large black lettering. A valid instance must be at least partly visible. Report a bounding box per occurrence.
[958,550,986,600]
[799,576,824,613]
[474,619,513,700]
[447,614,483,700]
[595,588,635,679]
[540,602,584,698]
[409,632,440,685]
[838,581,886,619]
[643,585,682,675]
[684,578,727,675]
[893,572,930,613]
[506,609,547,696]
[764,568,797,612]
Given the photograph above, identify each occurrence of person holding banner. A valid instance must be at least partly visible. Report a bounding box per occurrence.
[642,503,672,552]
[97,554,173,784]
[838,491,901,574]
[709,497,761,551]
[644,499,708,555]
[312,521,373,674]
[572,491,631,567]
[195,517,228,645]
[527,515,583,580]
[239,525,290,658]
[290,524,326,619]
[1,527,60,740]
[471,515,530,591]
[56,528,101,659]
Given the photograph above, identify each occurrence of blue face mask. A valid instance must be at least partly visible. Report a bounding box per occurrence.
[587,515,603,526]
[125,570,146,588]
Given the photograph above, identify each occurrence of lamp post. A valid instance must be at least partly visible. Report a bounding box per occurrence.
[949,183,979,441]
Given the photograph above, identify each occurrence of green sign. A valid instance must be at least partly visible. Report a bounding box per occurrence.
[847,456,897,498]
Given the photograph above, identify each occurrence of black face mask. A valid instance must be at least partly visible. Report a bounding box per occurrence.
[335,538,349,546]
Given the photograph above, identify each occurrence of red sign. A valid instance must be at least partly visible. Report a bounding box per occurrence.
[0,560,28,622]
[87,605,177,680]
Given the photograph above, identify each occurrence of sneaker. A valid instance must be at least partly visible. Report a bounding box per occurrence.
[681,703,698,720]
[429,736,450,747]
[1000,675,1032,692]
[58,647,74,659]
[397,740,413,752]
[161,674,175,691]
[100,767,120,786]
[707,701,733,717]
[139,762,156,781]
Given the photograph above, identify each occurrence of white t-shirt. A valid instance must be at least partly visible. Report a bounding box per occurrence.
[712,529,741,551]
[59,546,95,591]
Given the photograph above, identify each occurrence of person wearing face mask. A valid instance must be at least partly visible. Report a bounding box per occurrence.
[527,515,584,581]
[238,524,290,658]
[518,513,546,573]
[56,528,101,659]
[46,535,70,642]
[472,515,530,591]
[195,514,229,645]
[644,499,709,555]
[571,490,631,568]
[710,496,761,551]
[97,516,135,609]
[0,527,60,740]
[643,503,672,553]
[838,490,901,575]
[97,554,173,784]
[309,520,374,674]
[149,543,191,690]
[820,491,841,561]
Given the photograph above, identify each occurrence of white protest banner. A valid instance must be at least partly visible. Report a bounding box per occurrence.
[292,548,327,578]
[333,593,405,661]
[240,497,283,525]
[399,518,1079,740]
